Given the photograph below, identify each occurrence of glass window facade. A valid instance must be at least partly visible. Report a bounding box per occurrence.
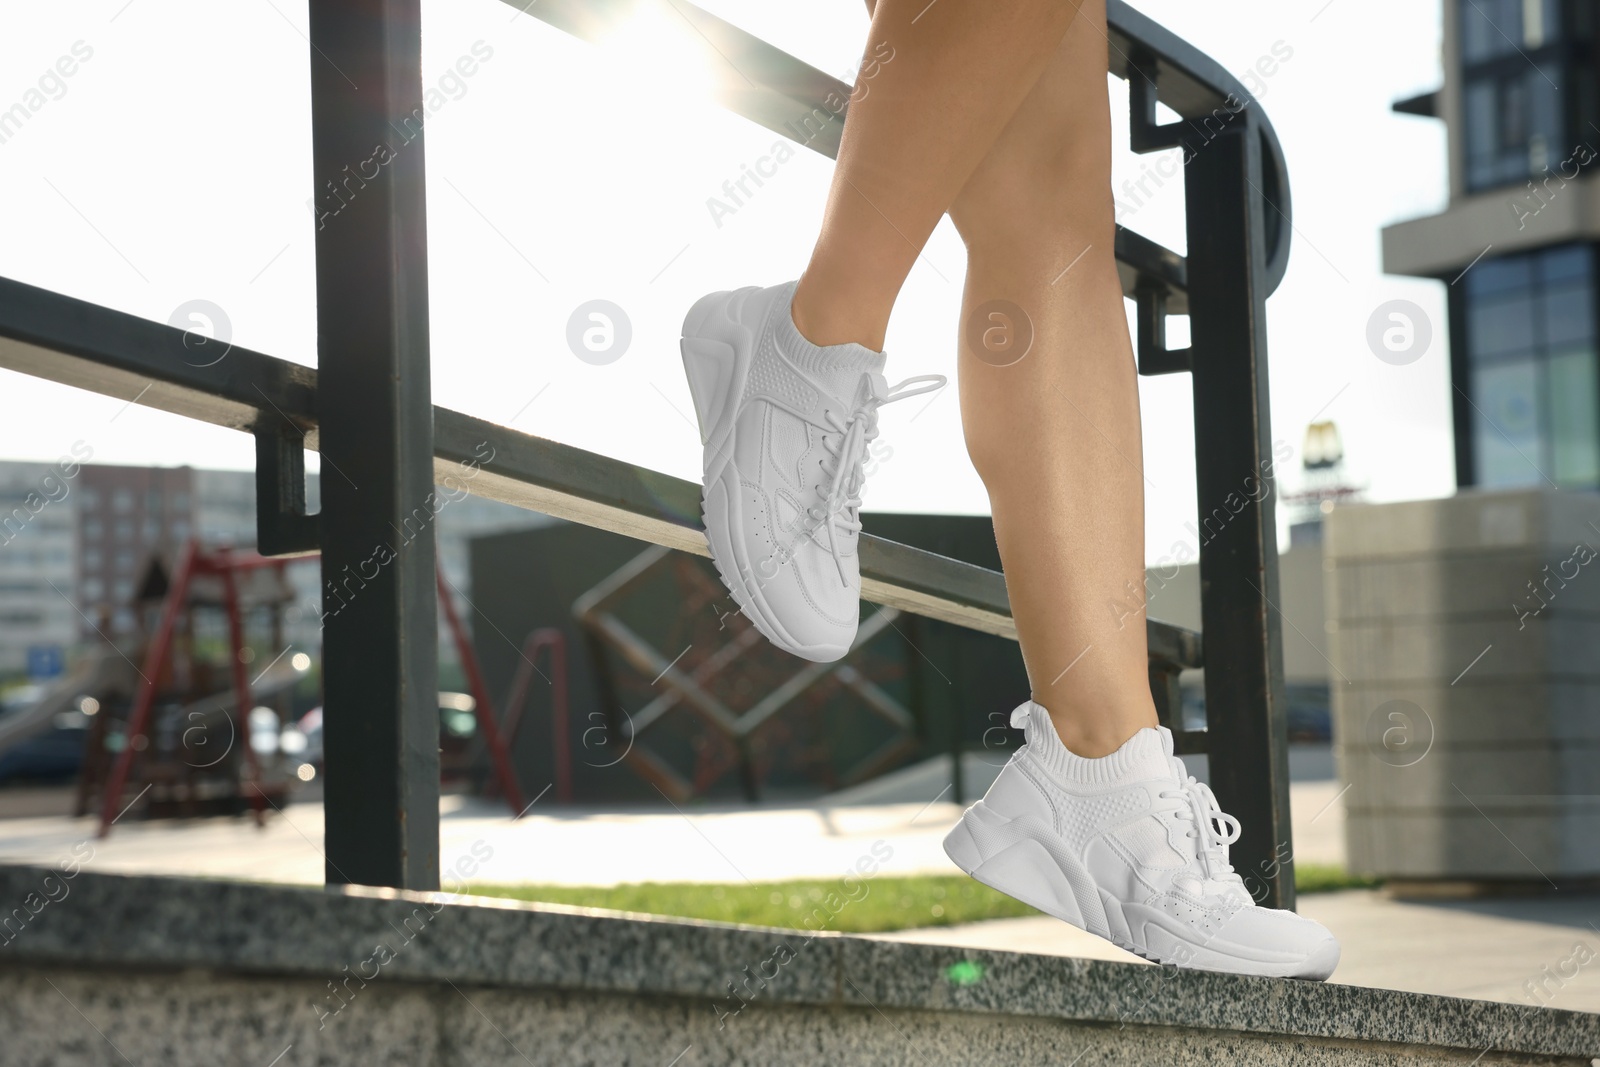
[1459,0,1596,192]
[1463,243,1599,486]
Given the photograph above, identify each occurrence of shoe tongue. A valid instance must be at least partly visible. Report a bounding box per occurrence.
[812,361,881,414]
[811,369,883,521]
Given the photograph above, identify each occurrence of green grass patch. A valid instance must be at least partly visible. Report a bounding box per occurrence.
[1294,863,1381,895]
[464,865,1376,933]
[462,875,1039,934]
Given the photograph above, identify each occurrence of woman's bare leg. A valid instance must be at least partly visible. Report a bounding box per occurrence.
[948,0,1156,757]
[765,0,1340,979]
[790,0,1085,351]
[821,0,1155,756]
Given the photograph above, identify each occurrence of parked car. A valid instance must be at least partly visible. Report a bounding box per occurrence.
[0,708,93,785]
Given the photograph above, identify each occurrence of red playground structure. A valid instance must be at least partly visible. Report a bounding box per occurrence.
[92,541,557,837]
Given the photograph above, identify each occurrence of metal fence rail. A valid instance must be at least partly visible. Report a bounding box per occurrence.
[0,0,1296,906]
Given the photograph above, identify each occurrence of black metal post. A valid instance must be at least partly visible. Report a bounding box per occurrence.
[309,0,440,890]
[1184,116,1294,910]
[947,623,965,806]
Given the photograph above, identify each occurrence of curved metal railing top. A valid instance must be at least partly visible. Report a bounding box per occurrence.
[1107,0,1292,294]
[506,0,1292,304]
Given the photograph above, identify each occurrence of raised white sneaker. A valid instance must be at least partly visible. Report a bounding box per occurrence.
[943,701,1340,980]
[680,280,943,662]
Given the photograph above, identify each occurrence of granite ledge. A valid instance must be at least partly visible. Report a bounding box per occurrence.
[1,865,1595,1060]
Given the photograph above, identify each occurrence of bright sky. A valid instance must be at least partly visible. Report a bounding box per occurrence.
[0,0,1448,564]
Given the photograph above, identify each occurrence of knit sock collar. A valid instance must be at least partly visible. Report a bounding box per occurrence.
[769,279,887,379]
[1013,700,1173,786]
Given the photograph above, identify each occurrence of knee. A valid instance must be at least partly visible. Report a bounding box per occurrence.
[953,163,1117,263]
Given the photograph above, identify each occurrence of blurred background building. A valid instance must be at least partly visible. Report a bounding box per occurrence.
[1328,0,1600,887]
[0,461,77,677]
[1384,0,1600,490]
[0,460,553,685]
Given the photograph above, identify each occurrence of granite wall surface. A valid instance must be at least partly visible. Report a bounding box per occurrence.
[1,866,1595,1065]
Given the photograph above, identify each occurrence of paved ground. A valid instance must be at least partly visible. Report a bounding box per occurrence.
[0,774,1347,888]
[0,793,966,887]
[1,777,1592,1015]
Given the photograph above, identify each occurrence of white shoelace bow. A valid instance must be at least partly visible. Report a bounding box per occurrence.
[1162,771,1245,889]
[807,373,945,582]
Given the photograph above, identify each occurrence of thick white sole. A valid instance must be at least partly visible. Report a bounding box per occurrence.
[680,289,849,664]
[943,801,1340,981]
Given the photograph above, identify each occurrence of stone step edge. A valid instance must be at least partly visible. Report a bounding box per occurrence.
[0,864,1594,1060]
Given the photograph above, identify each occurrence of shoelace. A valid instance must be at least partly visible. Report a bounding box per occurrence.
[805,373,945,582]
[1160,771,1246,893]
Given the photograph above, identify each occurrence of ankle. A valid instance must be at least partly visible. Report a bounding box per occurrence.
[1031,695,1159,759]
[792,273,888,351]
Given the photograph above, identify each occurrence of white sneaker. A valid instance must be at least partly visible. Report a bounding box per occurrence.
[944,701,1340,980]
[680,280,943,662]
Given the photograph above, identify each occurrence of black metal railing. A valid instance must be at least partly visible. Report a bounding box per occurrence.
[0,0,1296,906]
